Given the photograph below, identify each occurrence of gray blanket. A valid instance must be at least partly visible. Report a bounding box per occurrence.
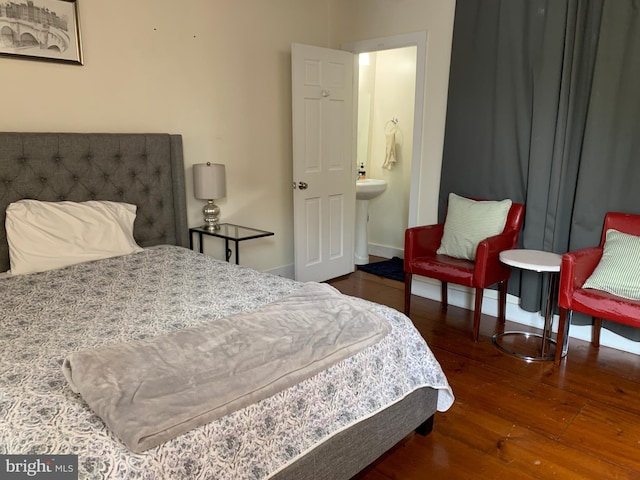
[62,282,390,453]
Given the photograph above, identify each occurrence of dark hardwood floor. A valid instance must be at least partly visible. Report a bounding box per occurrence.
[327,262,640,480]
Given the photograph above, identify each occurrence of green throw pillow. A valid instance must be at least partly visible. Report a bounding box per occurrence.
[436,193,512,261]
[582,229,640,300]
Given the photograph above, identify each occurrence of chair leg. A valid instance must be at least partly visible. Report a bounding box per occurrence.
[441,282,448,310]
[592,317,602,348]
[404,272,412,316]
[498,281,507,324]
[555,308,569,366]
[472,288,483,342]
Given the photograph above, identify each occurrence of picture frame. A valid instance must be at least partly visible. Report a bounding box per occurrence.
[0,0,82,65]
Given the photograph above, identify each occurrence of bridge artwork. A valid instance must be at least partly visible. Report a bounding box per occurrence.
[0,17,70,53]
[0,0,82,64]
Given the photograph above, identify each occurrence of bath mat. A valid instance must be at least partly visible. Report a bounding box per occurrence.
[357,257,404,282]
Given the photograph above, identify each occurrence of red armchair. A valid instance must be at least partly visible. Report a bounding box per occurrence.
[404,201,525,341]
[555,212,640,365]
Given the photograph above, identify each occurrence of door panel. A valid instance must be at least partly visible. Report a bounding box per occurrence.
[304,197,321,266]
[328,194,344,259]
[292,43,355,282]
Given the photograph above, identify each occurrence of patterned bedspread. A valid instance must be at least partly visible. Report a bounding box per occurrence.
[0,246,453,479]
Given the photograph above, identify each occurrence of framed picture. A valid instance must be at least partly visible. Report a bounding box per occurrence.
[0,0,82,65]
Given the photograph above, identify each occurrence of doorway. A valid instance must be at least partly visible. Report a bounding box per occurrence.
[344,32,427,261]
[357,46,417,259]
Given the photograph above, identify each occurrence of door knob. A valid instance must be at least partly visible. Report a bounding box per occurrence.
[298,181,308,190]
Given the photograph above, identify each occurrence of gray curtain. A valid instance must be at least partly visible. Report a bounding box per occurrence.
[440,0,640,339]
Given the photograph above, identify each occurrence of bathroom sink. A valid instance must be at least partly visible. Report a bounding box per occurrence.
[354,179,388,265]
[356,179,387,200]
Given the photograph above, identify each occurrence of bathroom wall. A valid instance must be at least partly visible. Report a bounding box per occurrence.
[359,47,417,259]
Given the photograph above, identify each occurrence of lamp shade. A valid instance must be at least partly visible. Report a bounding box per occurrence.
[193,163,226,200]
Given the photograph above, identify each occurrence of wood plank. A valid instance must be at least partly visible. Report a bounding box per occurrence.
[369,431,539,480]
[327,266,640,479]
[560,401,640,472]
[436,398,638,479]
[432,347,587,438]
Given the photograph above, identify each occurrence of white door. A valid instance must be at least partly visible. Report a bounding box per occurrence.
[291,43,356,282]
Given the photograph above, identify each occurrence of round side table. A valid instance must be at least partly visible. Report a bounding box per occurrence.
[492,249,563,361]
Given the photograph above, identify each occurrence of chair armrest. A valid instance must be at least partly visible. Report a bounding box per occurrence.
[558,247,603,308]
[473,229,520,286]
[405,224,444,255]
[404,224,444,268]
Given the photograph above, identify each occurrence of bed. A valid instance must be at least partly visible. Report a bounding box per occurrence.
[0,132,453,479]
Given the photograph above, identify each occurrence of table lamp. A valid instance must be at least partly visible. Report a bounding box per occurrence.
[193,162,226,231]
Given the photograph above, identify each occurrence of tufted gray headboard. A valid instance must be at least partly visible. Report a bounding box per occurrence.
[0,133,189,272]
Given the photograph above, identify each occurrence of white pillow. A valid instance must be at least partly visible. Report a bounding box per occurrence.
[6,200,143,275]
[582,229,640,300]
[436,193,512,261]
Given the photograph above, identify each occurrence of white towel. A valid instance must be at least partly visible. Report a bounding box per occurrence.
[383,130,397,169]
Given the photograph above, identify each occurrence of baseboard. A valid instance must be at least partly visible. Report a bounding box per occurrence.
[368,243,403,260]
[410,276,640,356]
[265,263,295,279]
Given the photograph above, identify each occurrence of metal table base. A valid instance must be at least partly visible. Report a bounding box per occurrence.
[492,331,557,361]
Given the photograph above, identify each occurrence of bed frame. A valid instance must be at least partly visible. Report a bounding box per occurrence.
[0,132,436,479]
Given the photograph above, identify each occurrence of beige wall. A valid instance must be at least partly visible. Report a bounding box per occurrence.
[0,0,455,273]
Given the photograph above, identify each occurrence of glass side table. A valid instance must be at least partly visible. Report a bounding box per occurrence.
[189,224,274,264]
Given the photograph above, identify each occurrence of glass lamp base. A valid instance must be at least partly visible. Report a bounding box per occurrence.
[203,200,221,231]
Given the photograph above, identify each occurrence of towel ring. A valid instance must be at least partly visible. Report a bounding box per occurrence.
[385,118,398,134]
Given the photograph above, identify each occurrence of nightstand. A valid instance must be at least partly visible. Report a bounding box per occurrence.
[189,224,274,264]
